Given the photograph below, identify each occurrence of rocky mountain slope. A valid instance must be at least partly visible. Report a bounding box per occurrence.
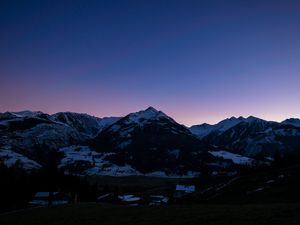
[0,111,119,164]
[190,117,300,157]
[0,107,299,176]
[90,107,216,174]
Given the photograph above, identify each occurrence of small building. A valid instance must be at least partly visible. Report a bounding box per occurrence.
[118,194,141,206]
[29,192,71,206]
[174,185,196,199]
[149,195,169,206]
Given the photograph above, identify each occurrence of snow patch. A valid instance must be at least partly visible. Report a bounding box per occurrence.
[175,185,195,193]
[123,107,174,127]
[190,117,245,138]
[0,147,41,170]
[59,146,141,176]
[118,195,141,202]
[145,170,200,178]
[59,146,201,178]
[209,150,255,165]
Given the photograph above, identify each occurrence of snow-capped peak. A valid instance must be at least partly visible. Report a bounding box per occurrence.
[124,107,172,125]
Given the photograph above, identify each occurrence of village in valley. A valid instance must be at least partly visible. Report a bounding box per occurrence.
[29,183,196,207]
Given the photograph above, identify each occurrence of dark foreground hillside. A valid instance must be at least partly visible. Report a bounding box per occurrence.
[1,203,300,225]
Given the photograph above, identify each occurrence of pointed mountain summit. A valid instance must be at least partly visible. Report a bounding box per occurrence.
[145,106,158,112]
[91,106,189,151]
[122,106,174,126]
[90,107,214,173]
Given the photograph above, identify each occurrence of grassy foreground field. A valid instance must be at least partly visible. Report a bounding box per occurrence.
[1,203,300,225]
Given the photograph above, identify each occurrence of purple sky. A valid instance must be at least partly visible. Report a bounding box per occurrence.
[1,0,300,126]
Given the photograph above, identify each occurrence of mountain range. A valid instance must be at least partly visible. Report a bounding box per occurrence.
[0,107,299,177]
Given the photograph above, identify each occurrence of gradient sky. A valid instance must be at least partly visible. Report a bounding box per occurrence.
[1,0,300,126]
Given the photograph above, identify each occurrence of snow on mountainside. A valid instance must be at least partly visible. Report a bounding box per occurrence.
[205,119,300,157]
[0,111,44,120]
[144,170,200,178]
[59,146,141,176]
[0,111,121,164]
[51,112,101,136]
[51,112,119,137]
[1,108,300,176]
[190,116,273,139]
[217,117,247,132]
[282,118,300,128]
[11,111,44,118]
[0,114,84,157]
[58,145,200,177]
[97,117,121,132]
[0,147,41,170]
[209,150,255,165]
[92,106,189,151]
[189,123,215,138]
[110,106,176,130]
[0,111,50,128]
[190,116,248,138]
[1,110,120,137]
[90,107,217,174]
[125,106,174,123]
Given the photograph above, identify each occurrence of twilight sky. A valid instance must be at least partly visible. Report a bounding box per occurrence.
[0,0,300,126]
